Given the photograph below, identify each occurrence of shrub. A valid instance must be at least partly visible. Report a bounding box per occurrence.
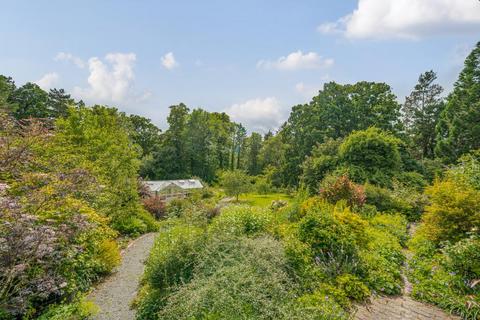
[319,175,366,208]
[148,236,311,320]
[339,127,402,187]
[144,225,206,290]
[336,274,370,301]
[209,205,273,237]
[369,213,408,245]
[142,196,167,219]
[442,236,480,283]
[419,179,480,244]
[36,297,98,320]
[166,198,189,218]
[94,240,121,274]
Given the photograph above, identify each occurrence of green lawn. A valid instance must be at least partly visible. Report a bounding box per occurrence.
[237,193,292,207]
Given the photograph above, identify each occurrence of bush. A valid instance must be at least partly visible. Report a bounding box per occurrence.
[36,297,98,320]
[142,196,167,219]
[139,234,327,320]
[94,240,121,274]
[339,127,402,187]
[442,236,480,283]
[144,225,206,290]
[166,198,190,218]
[319,175,366,208]
[209,205,273,237]
[336,274,370,302]
[419,179,480,244]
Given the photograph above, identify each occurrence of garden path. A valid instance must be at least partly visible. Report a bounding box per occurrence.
[88,233,156,320]
[354,224,460,320]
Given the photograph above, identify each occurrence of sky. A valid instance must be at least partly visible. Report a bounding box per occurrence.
[1,0,479,133]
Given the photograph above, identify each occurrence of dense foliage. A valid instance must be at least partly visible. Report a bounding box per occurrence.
[1,40,479,320]
[0,108,156,318]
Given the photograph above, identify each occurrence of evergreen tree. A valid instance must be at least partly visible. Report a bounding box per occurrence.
[436,42,480,162]
[402,71,444,159]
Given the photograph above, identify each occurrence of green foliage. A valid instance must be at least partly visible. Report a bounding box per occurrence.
[36,297,98,320]
[282,81,401,186]
[436,42,480,163]
[402,70,445,159]
[144,225,206,290]
[209,205,272,236]
[220,170,251,200]
[336,274,370,301]
[301,139,341,193]
[418,179,480,244]
[364,183,427,221]
[55,106,157,235]
[339,127,401,187]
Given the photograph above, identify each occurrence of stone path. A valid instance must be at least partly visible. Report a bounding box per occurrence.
[88,233,156,320]
[354,223,460,320]
[354,295,460,320]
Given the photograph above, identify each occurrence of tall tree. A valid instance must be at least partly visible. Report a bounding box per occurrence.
[127,114,161,157]
[436,42,480,162]
[246,132,262,175]
[230,123,246,170]
[281,81,401,185]
[402,71,444,159]
[163,103,190,178]
[8,83,49,119]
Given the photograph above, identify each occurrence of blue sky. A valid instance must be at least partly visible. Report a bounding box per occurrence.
[1,0,479,132]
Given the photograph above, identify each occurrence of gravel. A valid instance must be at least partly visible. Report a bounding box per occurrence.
[88,233,156,320]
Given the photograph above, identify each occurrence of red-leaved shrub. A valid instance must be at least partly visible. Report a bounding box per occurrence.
[319,175,366,208]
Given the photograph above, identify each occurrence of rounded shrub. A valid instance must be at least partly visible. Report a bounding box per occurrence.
[339,127,401,186]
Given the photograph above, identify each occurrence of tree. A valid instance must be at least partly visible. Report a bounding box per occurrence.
[46,88,75,118]
[220,170,251,201]
[55,105,157,235]
[246,132,262,175]
[435,42,480,163]
[161,103,190,178]
[281,81,401,186]
[230,123,246,170]
[0,75,16,112]
[402,71,444,159]
[127,114,161,156]
[185,108,216,182]
[8,82,49,119]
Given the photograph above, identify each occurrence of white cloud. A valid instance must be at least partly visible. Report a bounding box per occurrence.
[55,52,85,68]
[73,52,137,103]
[257,51,334,71]
[161,52,179,70]
[295,78,330,100]
[225,97,285,133]
[35,72,59,90]
[318,0,480,39]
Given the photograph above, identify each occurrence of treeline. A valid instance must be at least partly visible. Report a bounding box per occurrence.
[140,41,480,189]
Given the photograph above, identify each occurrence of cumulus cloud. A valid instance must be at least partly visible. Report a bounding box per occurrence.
[318,0,480,39]
[35,72,59,90]
[161,52,179,70]
[55,52,85,68]
[257,51,334,71]
[225,97,285,133]
[295,78,330,100]
[73,52,137,103]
